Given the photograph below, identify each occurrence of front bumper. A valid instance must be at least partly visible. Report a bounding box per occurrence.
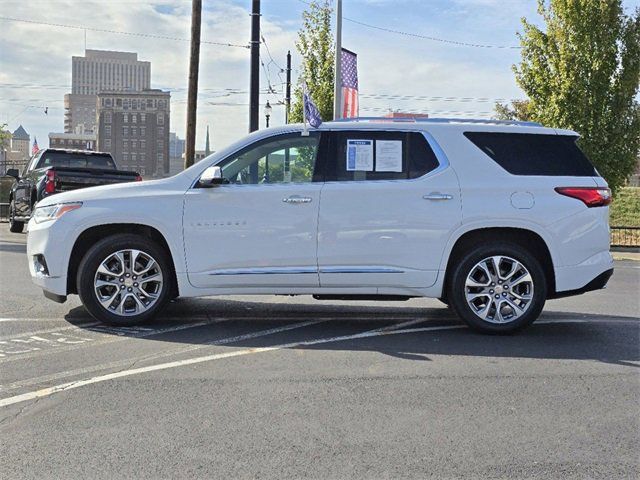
[27,216,76,298]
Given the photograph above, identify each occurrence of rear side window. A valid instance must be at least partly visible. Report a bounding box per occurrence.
[323,131,439,182]
[464,132,597,176]
[36,152,116,170]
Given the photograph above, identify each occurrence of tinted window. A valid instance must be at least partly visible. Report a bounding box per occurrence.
[219,133,321,184]
[323,131,439,182]
[464,132,597,176]
[36,152,116,170]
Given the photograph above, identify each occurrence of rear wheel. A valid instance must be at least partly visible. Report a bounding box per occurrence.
[77,234,172,325]
[446,243,546,334]
[8,200,24,233]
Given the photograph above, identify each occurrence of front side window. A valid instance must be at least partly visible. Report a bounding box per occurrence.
[219,133,321,185]
[323,131,439,182]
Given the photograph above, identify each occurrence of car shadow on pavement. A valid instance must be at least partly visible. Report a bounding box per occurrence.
[65,298,640,369]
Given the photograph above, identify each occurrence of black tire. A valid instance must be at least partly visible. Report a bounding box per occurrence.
[446,242,547,334]
[77,233,173,326]
[8,200,24,233]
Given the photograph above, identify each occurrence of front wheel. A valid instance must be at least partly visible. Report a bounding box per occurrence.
[8,200,24,233]
[77,234,173,325]
[446,243,547,334]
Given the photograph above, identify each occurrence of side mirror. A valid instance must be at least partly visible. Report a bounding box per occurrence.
[5,168,19,179]
[198,166,226,188]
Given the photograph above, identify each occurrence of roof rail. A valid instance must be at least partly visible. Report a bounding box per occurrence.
[330,117,542,127]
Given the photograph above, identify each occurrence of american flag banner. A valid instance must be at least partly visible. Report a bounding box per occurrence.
[32,137,39,155]
[340,48,359,118]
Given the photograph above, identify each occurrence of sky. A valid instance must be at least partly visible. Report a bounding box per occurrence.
[1,0,639,152]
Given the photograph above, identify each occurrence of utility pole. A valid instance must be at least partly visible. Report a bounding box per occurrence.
[285,50,292,123]
[248,0,260,183]
[184,0,202,169]
[249,0,261,133]
[332,0,343,120]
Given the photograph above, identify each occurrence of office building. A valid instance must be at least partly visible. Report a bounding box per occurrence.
[65,50,151,134]
[49,132,96,151]
[96,89,170,177]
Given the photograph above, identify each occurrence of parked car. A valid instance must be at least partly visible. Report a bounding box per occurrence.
[26,118,613,333]
[7,148,141,233]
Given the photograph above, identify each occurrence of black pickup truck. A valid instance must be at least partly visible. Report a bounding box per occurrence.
[7,149,141,233]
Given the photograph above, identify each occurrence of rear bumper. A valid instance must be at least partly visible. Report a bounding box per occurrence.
[549,268,613,299]
[554,250,614,293]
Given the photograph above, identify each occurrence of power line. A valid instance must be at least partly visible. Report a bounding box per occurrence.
[295,0,520,49]
[0,16,250,48]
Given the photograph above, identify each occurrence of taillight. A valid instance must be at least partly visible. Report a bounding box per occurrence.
[44,170,56,194]
[135,174,143,182]
[555,187,612,207]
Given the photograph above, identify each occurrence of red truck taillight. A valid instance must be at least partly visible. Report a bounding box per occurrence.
[44,170,56,194]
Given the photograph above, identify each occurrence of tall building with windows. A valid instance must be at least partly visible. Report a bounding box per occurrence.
[168,132,186,175]
[96,89,170,177]
[64,50,151,134]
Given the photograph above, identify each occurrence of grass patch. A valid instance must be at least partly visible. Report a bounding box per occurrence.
[610,187,640,227]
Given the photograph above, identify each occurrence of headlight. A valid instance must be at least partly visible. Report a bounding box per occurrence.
[33,203,82,224]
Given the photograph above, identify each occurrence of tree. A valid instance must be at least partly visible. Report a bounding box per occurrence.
[509,0,640,192]
[494,99,533,121]
[0,123,10,152]
[289,0,334,123]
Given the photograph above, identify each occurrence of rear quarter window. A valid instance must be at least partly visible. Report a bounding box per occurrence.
[463,132,597,176]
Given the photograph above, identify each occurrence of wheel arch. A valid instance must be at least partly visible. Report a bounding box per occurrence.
[67,223,179,297]
[441,226,556,299]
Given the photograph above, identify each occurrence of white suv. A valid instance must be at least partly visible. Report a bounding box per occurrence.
[26,118,614,333]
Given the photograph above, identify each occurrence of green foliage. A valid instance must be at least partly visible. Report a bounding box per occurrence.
[610,186,640,226]
[511,0,640,192]
[494,100,533,121]
[289,0,334,124]
[0,123,11,151]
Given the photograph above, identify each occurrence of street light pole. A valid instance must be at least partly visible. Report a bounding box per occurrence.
[263,101,272,183]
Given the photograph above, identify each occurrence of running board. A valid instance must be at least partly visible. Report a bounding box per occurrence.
[312,295,414,301]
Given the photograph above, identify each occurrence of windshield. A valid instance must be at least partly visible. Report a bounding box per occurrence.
[36,151,116,170]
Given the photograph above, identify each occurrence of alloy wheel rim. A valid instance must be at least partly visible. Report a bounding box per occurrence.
[464,255,534,324]
[94,249,163,316]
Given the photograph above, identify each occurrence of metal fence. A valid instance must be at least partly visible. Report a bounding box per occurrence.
[610,226,640,248]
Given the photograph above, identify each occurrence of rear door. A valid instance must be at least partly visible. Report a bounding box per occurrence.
[317,130,461,290]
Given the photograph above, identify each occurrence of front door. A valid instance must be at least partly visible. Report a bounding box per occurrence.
[317,130,461,290]
[183,132,325,289]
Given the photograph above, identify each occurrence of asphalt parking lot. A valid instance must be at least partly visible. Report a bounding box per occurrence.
[0,228,638,479]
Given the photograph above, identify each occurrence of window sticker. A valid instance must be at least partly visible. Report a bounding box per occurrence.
[375,140,403,172]
[346,139,374,171]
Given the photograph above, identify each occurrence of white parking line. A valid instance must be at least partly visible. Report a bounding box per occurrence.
[0,322,101,341]
[0,319,439,408]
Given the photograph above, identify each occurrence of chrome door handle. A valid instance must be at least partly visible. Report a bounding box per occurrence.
[423,193,453,201]
[283,196,313,204]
